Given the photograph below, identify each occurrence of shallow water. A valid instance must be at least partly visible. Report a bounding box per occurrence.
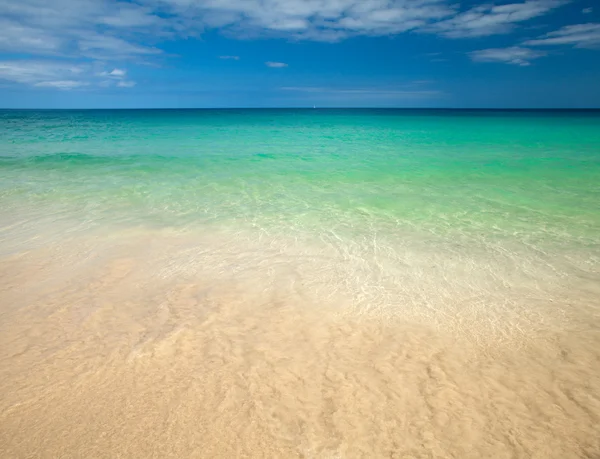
[1,109,599,457]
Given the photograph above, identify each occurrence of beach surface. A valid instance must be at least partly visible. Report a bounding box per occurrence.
[1,109,599,458]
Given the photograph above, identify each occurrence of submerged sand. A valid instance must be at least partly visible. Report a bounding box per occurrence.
[1,228,599,458]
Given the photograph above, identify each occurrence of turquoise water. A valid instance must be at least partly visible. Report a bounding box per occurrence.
[0,108,599,337]
[1,109,599,250]
[1,109,599,311]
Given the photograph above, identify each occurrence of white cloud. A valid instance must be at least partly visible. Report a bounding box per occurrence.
[77,33,161,60]
[96,68,136,88]
[423,0,567,38]
[0,0,569,59]
[34,80,89,89]
[0,18,63,54]
[524,23,600,48]
[109,68,126,77]
[582,7,593,14]
[0,0,582,94]
[117,80,136,87]
[0,61,87,85]
[0,0,166,58]
[190,0,455,40]
[470,46,547,65]
[219,55,240,60]
[99,68,127,78]
[266,61,288,68]
[0,60,136,89]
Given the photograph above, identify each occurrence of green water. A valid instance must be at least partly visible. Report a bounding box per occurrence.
[1,109,599,251]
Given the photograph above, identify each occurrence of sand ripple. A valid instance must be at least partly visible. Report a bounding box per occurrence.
[1,230,599,458]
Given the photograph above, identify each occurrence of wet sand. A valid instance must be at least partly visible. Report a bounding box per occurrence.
[1,229,600,458]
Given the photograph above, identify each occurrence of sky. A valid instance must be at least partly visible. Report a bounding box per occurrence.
[0,0,599,108]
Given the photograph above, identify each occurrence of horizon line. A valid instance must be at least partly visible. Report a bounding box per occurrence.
[2,107,600,111]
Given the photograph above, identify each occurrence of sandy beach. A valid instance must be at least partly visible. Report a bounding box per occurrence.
[1,226,599,458]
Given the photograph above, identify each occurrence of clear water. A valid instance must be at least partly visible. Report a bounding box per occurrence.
[2,109,599,240]
[1,109,599,323]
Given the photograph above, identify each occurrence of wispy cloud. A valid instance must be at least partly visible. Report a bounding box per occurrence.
[0,0,571,59]
[98,67,136,88]
[0,60,136,89]
[281,86,441,97]
[77,33,161,60]
[469,20,600,66]
[0,0,166,59]
[582,7,593,14]
[0,0,586,92]
[266,61,288,68]
[0,61,86,87]
[34,80,89,89]
[100,68,126,78]
[117,80,136,88]
[470,46,547,65]
[0,18,63,54]
[524,23,600,48]
[219,55,240,60]
[162,0,455,41]
[423,0,567,38]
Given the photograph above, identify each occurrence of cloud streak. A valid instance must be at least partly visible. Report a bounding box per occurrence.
[34,80,89,89]
[281,86,442,97]
[470,47,547,65]
[0,61,86,86]
[0,61,136,89]
[468,20,600,67]
[98,67,136,88]
[423,0,567,38]
[0,0,165,59]
[161,0,567,41]
[0,0,572,60]
[0,0,585,90]
[117,80,136,88]
[525,23,600,48]
[266,61,288,68]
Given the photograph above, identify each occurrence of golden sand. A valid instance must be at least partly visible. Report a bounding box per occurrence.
[1,229,599,458]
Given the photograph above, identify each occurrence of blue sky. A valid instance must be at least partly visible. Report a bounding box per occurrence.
[0,0,599,108]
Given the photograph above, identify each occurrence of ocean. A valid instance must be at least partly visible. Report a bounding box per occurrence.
[1,109,599,458]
